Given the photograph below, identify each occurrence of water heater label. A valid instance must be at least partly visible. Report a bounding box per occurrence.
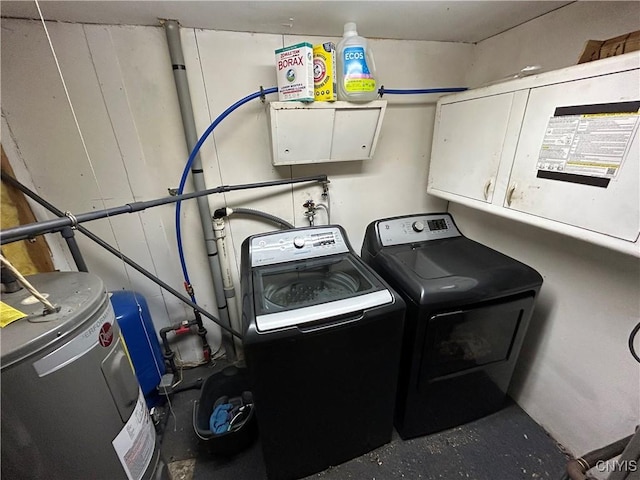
[32,302,116,377]
[112,389,156,480]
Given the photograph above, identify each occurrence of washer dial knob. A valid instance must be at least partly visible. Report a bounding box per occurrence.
[293,237,305,249]
[412,221,425,232]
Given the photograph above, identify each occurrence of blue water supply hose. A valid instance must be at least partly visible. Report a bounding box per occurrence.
[175,87,278,302]
[378,87,467,95]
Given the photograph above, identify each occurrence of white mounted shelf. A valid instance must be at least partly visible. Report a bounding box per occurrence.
[268,100,386,166]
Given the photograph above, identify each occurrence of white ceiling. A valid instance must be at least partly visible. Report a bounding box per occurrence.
[0,1,575,43]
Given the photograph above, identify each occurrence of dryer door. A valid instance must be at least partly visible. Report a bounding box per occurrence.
[418,294,535,388]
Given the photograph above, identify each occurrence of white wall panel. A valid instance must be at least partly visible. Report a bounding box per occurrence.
[1,20,214,361]
[1,21,101,209]
[87,24,220,358]
[96,25,217,329]
[0,21,146,292]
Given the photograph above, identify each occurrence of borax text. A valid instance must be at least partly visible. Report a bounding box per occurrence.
[278,55,303,70]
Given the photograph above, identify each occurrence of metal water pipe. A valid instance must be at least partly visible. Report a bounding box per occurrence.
[164,20,236,360]
[0,174,244,339]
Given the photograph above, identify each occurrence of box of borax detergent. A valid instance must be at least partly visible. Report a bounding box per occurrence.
[313,43,337,102]
[275,42,314,102]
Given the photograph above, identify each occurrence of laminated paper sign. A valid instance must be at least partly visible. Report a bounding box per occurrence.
[536,101,640,187]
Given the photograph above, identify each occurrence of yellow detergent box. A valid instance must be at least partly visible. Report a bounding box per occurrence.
[275,42,314,102]
[313,42,337,102]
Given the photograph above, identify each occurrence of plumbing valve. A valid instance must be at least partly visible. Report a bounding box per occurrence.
[321,180,330,199]
[303,200,316,226]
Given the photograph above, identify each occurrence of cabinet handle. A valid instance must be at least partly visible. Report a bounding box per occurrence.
[483,179,492,200]
[507,183,517,206]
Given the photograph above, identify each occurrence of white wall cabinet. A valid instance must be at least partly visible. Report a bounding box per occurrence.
[268,100,386,166]
[429,92,527,203]
[428,53,640,256]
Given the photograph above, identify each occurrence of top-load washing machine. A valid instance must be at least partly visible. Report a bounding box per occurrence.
[362,213,543,439]
[241,225,405,480]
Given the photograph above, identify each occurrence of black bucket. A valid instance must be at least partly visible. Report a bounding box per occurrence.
[193,365,257,456]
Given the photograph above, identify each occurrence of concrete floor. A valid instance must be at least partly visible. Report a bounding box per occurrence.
[158,363,569,480]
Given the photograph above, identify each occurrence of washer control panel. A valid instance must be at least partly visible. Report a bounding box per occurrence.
[251,227,349,266]
[377,214,461,246]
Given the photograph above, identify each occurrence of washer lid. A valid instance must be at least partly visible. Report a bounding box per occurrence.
[255,290,393,332]
[1,272,106,369]
[252,253,392,331]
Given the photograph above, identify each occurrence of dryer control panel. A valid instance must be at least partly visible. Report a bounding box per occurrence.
[377,214,461,246]
[251,226,349,266]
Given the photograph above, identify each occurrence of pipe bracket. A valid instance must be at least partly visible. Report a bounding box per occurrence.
[64,211,79,230]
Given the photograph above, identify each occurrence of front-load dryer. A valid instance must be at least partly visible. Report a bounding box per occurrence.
[241,225,405,480]
[361,213,543,439]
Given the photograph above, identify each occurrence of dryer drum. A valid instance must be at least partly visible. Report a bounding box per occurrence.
[263,271,360,309]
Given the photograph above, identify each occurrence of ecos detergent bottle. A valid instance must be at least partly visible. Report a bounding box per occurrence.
[336,22,378,102]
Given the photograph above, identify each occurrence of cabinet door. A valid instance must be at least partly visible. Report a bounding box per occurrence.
[506,69,640,242]
[429,93,518,203]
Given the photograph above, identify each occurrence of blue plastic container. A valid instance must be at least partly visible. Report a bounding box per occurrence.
[110,291,165,407]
